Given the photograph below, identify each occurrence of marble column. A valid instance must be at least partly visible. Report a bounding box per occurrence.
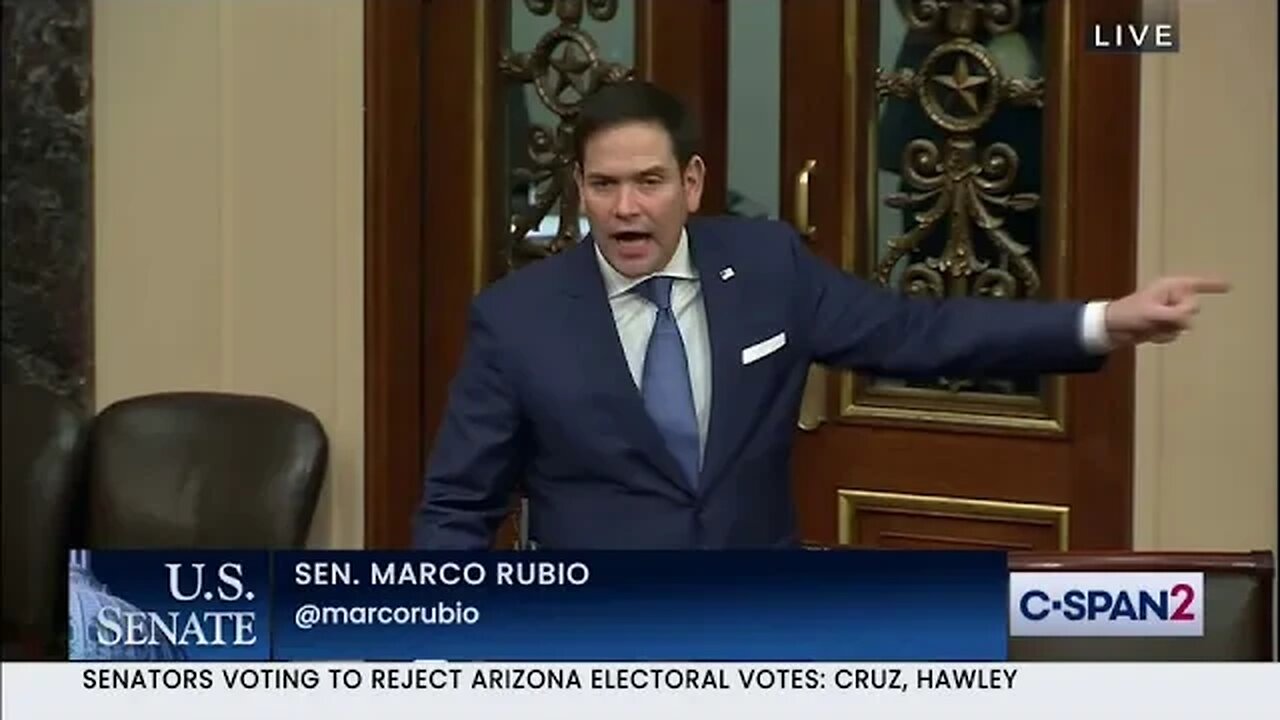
[1,0,93,405]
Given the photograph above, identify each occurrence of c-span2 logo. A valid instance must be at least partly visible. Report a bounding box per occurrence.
[1009,572,1203,637]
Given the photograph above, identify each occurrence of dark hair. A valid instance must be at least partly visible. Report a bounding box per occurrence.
[573,80,700,168]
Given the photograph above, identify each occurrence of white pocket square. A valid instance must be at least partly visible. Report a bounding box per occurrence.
[741,331,786,365]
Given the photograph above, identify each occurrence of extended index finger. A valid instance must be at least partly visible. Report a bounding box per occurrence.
[1176,277,1232,294]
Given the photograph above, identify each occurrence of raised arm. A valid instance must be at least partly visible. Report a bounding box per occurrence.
[791,234,1106,379]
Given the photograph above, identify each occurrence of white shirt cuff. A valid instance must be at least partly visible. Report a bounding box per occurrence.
[1080,301,1112,354]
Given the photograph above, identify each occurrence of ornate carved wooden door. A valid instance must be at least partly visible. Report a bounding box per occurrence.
[781,0,1140,550]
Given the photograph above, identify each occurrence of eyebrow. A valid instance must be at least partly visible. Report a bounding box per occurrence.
[585,165,669,181]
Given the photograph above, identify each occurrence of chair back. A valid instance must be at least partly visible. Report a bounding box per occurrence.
[1,384,89,658]
[85,392,327,549]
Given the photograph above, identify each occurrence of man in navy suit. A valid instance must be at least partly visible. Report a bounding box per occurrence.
[413,81,1226,550]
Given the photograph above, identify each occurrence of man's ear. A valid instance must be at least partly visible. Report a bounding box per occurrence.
[683,154,706,214]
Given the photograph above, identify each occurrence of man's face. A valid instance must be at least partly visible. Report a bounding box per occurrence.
[576,121,704,278]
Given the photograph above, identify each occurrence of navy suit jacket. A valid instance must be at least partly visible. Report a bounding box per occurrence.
[413,216,1105,550]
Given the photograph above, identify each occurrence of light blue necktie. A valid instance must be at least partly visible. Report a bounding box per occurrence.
[635,276,700,487]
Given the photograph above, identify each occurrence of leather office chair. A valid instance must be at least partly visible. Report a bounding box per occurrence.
[2,384,90,659]
[84,392,328,549]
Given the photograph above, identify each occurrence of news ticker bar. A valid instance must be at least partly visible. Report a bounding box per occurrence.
[67,550,1204,662]
[5,663,1276,719]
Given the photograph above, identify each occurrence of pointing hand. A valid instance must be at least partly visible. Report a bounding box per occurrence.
[1104,276,1231,346]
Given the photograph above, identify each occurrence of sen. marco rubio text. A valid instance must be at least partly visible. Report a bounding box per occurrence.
[1009,572,1203,637]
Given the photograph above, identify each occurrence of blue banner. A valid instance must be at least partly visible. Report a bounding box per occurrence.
[68,550,1008,661]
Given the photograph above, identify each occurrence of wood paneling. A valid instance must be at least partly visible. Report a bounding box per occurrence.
[839,490,1067,551]
[363,0,426,549]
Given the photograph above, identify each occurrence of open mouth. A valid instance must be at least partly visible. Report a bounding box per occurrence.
[613,231,653,243]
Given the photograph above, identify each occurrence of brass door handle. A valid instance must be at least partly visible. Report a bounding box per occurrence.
[793,159,817,240]
[797,364,827,431]
[793,158,825,430]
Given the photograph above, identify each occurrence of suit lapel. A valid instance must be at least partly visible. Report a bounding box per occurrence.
[688,222,750,491]
[562,238,694,496]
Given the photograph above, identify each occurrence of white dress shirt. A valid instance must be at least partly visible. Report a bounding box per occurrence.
[593,229,1112,457]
